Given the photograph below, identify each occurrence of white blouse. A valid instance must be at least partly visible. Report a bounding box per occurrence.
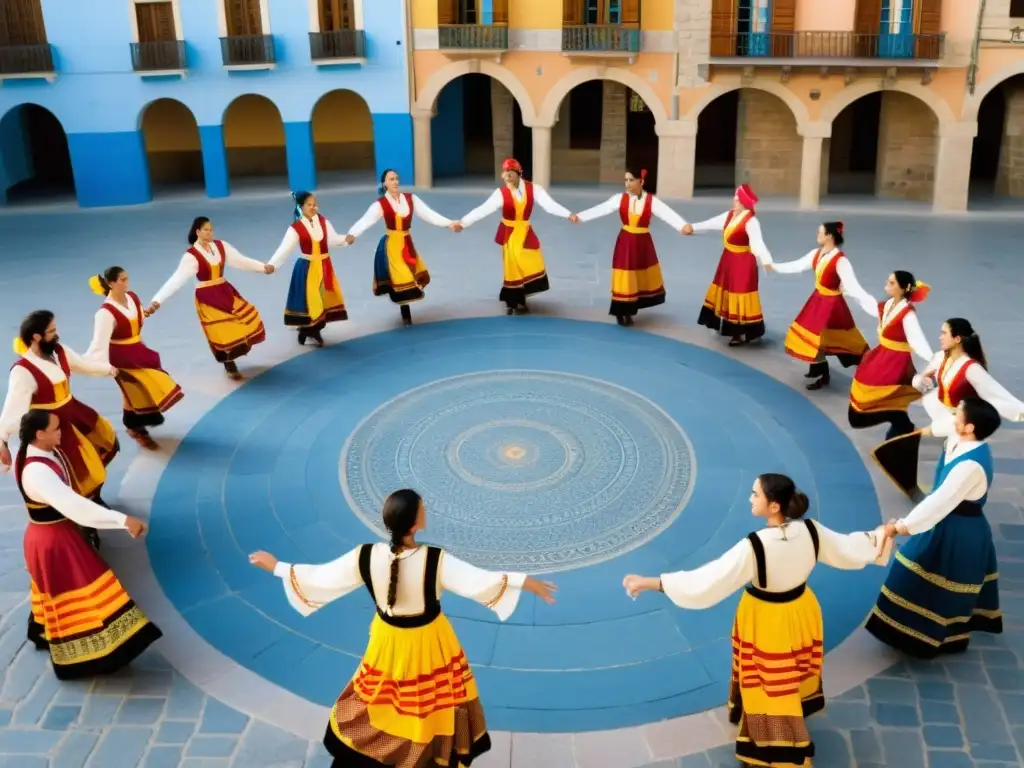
[459,182,571,228]
[85,295,143,366]
[20,445,128,529]
[857,298,933,363]
[151,241,267,305]
[660,520,889,611]
[268,217,350,270]
[273,543,528,622]
[346,194,453,238]
[914,354,1024,435]
[771,247,876,316]
[689,211,774,265]
[896,440,989,536]
[575,193,688,231]
[0,347,114,442]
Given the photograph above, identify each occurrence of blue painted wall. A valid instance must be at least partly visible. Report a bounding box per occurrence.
[0,0,414,208]
[0,110,33,203]
[431,79,466,179]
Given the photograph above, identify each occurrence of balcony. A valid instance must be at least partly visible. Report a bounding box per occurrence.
[0,44,56,79]
[130,41,187,73]
[438,24,509,58]
[309,29,366,64]
[562,25,641,60]
[709,31,945,71]
[220,34,275,68]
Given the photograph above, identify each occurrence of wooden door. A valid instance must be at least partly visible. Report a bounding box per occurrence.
[437,0,457,25]
[492,0,508,24]
[563,0,583,25]
[620,0,640,25]
[136,2,176,43]
[770,0,795,56]
[319,0,354,31]
[914,0,941,57]
[854,0,881,56]
[2,0,47,46]
[709,0,736,56]
[226,0,262,36]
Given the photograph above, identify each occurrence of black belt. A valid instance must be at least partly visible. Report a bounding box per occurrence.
[745,583,806,603]
[27,507,66,524]
[374,607,441,629]
[950,501,982,518]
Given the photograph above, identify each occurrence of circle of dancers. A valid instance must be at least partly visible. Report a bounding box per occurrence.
[1,163,1023,768]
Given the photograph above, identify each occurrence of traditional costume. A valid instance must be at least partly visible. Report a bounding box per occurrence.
[151,240,267,364]
[269,213,349,331]
[1,343,117,501]
[574,181,687,321]
[691,186,772,344]
[866,435,1002,657]
[346,192,452,305]
[85,288,183,440]
[273,543,530,767]
[848,285,933,439]
[16,445,161,678]
[459,158,571,312]
[658,520,889,767]
[872,354,1024,498]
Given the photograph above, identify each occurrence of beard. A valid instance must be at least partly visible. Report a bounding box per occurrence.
[38,336,60,357]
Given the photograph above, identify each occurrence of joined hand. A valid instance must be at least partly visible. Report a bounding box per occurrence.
[681,224,694,235]
[345,234,356,245]
[449,222,464,232]
[568,215,580,224]
[264,264,275,274]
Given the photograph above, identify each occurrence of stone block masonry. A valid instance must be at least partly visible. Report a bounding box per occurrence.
[599,81,628,184]
[675,0,712,89]
[876,92,938,202]
[491,80,515,178]
[735,90,802,196]
[996,85,1024,197]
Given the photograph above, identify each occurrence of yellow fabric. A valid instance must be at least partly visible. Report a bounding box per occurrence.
[621,225,649,234]
[305,240,327,324]
[384,217,429,299]
[878,336,911,352]
[702,284,763,321]
[88,275,106,296]
[722,211,752,253]
[813,256,841,296]
[611,264,664,301]
[117,368,182,415]
[109,336,142,346]
[197,277,226,288]
[195,294,263,352]
[785,323,867,362]
[12,337,27,355]
[849,380,920,413]
[65,420,115,498]
[500,195,546,288]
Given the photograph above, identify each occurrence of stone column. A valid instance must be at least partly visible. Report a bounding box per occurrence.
[600,81,628,183]
[412,109,433,189]
[933,121,977,213]
[798,123,829,211]
[532,124,553,188]
[655,119,697,200]
[490,80,514,177]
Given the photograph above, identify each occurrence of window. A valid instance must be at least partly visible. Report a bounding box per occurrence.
[225,0,263,36]
[882,0,913,34]
[1012,0,1024,18]
[457,0,478,25]
[319,0,355,31]
[1,0,47,46]
[136,2,176,43]
[584,0,621,24]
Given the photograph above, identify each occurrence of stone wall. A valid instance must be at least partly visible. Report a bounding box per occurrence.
[599,81,628,183]
[996,86,1024,197]
[875,92,938,202]
[491,80,514,178]
[675,0,712,89]
[550,84,628,183]
[734,90,801,195]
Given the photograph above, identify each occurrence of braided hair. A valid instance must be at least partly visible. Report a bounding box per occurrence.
[381,489,423,611]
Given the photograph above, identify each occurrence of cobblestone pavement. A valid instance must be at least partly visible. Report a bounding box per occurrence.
[0,187,1021,767]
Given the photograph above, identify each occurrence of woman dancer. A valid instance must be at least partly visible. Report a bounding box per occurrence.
[848,271,932,440]
[146,217,270,380]
[572,166,687,325]
[268,192,349,346]
[86,267,183,450]
[873,317,1024,500]
[453,157,573,315]
[624,473,889,768]
[249,488,557,767]
[683,184,772,346]
[345,169,454,326]
[768,222,875,390]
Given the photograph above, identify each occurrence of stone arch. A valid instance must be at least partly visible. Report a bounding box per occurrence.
[538,67,668,128]
[138,98,204,191]
[964,60,1024,122]
[416,60,537,127]
[818,81,953,129]
[685,82,809,129]
[0,103,76,204]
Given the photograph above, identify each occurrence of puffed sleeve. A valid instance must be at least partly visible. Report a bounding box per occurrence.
[222,241,268,272]
[272,548,363,617]
[439,551,528,621]
[574,194,620,223]
[268,228,300,269]
[458,189,503,228]
[770,249,818,275]
[0,366,37,442]
[897,460,988,536]
[151,253,199,305]
[660,539,756,610]
[22,463,128,529]
[84,309,115,366]
[965,365,1024,422]
[812,521,891,569]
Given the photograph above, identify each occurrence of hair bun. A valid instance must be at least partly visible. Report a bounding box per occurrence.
[786,491,810,520]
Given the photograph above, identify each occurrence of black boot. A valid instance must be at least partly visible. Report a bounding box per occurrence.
[224,361,242,380]
[506,301,516,315]
[297,329,307,346]
[806,361,830,390]
[885,413,915,441]
[400,305,412,327]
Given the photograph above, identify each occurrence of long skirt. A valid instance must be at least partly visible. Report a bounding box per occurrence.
[193,280,266,363]
[609,230,665,317]
[865,513,1002,658]
[848,345,920,432]
[373,232,430,304]
[108,339,184,431]
[323,614,491,767]
[284,256,348,329]
[25,519,162,678]
[697,249,765,340]
[729,587,823,767]
[498,221,549,306]
[871,429,926,498]
[784,292,867,366]
[47,398,118,500]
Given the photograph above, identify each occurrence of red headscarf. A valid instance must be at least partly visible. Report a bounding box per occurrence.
[735,184,758,212]
[908,281,930,303]
[502,158,522,174]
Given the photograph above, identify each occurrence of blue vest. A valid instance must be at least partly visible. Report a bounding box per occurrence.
[933,441,994,513]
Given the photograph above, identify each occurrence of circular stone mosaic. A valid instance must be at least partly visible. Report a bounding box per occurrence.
[341,370,695,573]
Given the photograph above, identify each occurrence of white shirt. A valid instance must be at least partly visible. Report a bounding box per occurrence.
[575,192,688,230]
[896,439,989,536]
[689,211,774,265]
[85,294,144,366]
[273,543,528,622]
[660,520,889,611]
[346,193,453,238]
[268,217,349,269]
[771,247,876,315]
[151,241,267,305]
[914,354,1024,435]
[459,181,571,228]
[854,297,933,363]
[20,445,128,529]
[0,347,115,442]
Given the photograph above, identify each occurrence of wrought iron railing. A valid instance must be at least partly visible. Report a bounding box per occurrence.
[130,41,187,72]
[0,44,55,74]
[220,34,275,66]
[561,25,641,54]
[709,31,945,60]
[438,24,509,50]
[309,29,366,60]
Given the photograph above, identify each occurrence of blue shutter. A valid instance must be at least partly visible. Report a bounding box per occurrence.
[879,0,914,58]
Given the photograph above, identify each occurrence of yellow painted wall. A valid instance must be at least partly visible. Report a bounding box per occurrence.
[141,99,200,152]
[223,94,285,147]
[508,0,561,30]
[413,0,672,30]
[311,90,374,142]
[412,0,437,28]
[641,0,673,31]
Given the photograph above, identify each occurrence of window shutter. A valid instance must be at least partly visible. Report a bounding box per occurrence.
[492,0,508,24]
[4,0,46,46]
[620,0,640,26]
[769,0,795,55]
[438,0,457,25]
[914,0,941,57]
[155,3,176,41]
[245,0,263,35]
[854,0,881,33]
[709,0,736,56]
[562,0,583,26]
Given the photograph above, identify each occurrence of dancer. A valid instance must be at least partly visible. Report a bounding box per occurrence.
[16,410,161,678]
[454,157,573,315]
[345,169,454,326]
[768,221,874,390]
[86,267,183,450]
[623,473,889,768]
[866,397,1003,658]
[683,184,772,346]
[146,217,269,380]
[249,488,557,767]
[848,271,933,440]
[269,192,349,347]
[572,166,688,325]
[872,317,1024,500]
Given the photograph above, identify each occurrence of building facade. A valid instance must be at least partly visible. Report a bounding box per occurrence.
[0,0,415,207]
[408,0,1024,212]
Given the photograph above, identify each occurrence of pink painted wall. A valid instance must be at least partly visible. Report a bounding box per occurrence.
[795,0,855,32]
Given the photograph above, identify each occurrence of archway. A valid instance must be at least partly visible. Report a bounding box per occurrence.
[430,74,529,183]
[222,94,287,186]
[0,104,75,205]
[139,98,204,194]
[826,91,938,202]
[969,74,1024,204]
[694,89,800,196]
[311,90,376,185]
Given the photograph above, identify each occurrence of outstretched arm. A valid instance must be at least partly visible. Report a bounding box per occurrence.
[965,365,1024,422]
[222,241,270,273]
[813,521,891,569]
[745,217,774,266]
[893,461,988,536]
[267,548,363,617]
[532,184,572,218]
[440,552,528,621]
[651,197,688,231]
[902,311,935,364]
[688,212,729,233]
[458,189,503,228]
[346,203,383,239]
[150,253,199,306]
[411,195,454,227]
[84,309,116,366]
[769,248,817,275]
[574,194,620,223]
[624,539,755,610]
[63,344,115,378]
[23,463,129,529]
[835,258,879,317]
[268,229,300,269]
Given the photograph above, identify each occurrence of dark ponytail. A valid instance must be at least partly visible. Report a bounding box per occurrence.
[188,217,210,246]
[16,410,51,471]
[757,472,810,520]
[823,221,845,247]
[381,488,422,611]
[946,317,988,370]
[378,168,396,197]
